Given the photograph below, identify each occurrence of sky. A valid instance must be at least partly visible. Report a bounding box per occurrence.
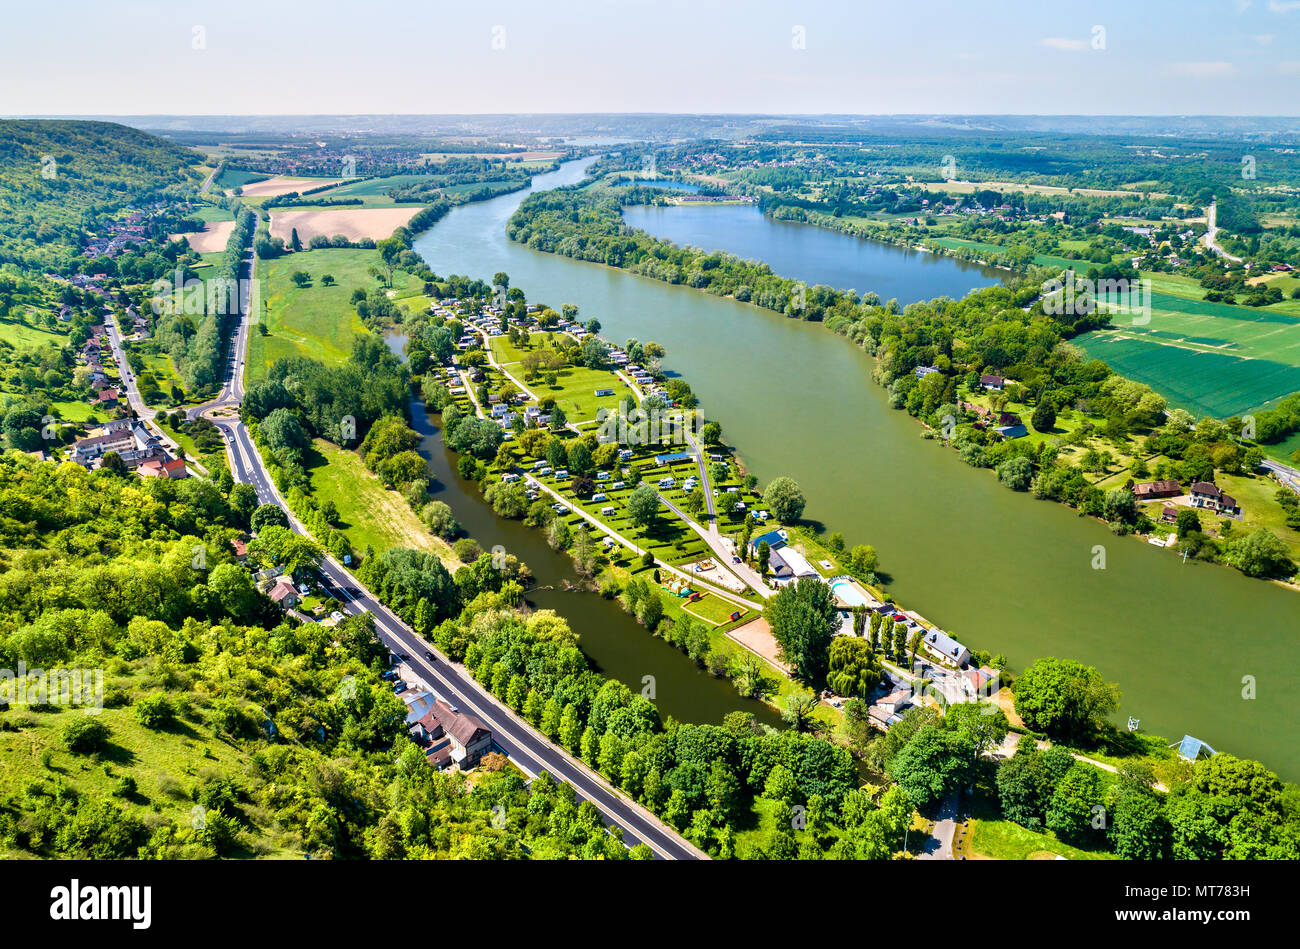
[2,0,1298,116]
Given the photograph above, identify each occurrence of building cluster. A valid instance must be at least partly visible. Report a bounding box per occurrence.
[398,685,493,771]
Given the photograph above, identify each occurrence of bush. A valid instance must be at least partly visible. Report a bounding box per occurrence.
[62,718,110,755]
[134,693,176,729]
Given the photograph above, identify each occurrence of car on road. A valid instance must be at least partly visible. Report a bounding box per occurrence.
[424,650,435,661]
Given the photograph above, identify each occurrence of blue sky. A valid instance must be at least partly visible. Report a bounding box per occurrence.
[2,0,1298,115]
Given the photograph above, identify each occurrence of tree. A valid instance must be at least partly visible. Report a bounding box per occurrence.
[1045,762,1103,845]
[944,702,1009,760]
[421,500,458,539]
[627,484,660,532]
[134,693,176,729]
[762,476,806,523]
[1111,787,1170,859]
[1031,401,1056,432]
[1012,657,1120,744]
[887,724,974,811]
[208,562,259,621]
[1103,487,1137,524]
[766,576,838,684]
[1226,528,1294,579]
[250,504,289,533]
[63,718,110,755]
[996,456,1034,491]
[701,421,722,445]
[826,636,882,698]
[290,270,310,287]
[1175,508,1201,537]
[847,544,878,577]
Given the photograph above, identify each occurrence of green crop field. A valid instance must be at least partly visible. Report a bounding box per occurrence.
[1073,272,1300,417]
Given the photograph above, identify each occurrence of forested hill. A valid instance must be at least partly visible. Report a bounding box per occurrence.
[0,120,200,272]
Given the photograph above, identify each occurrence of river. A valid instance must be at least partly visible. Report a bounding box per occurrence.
[383,334,782,729]
[412,157,1300,779]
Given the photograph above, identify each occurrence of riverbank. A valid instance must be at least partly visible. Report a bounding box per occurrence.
[412,156,1300,781]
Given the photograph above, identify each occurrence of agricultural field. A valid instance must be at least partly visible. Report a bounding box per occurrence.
[1074,272,1300,417]
[267,206,420,243]
[235,175,346,198]
[173,218,235,253]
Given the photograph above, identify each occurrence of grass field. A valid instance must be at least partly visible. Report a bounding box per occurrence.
[247,247,426,381]
[0,669,297,859]
[680,593,746,626]
[304,439,452,561]
[0,319,66,349]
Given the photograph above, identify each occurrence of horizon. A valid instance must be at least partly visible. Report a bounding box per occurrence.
[3,0,1299,115]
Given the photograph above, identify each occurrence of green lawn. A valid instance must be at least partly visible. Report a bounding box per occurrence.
[966,816,1117,861]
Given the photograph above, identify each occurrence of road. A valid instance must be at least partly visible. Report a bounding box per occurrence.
[915,792,958,860]
[1204,201,1243,263]
[203,223,704,860]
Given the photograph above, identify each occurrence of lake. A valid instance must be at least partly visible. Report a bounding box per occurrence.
[413,158,1300,779]
[623,203,1003,303]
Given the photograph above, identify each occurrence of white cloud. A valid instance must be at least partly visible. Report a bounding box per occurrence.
[1278,61,1300,74]
[1041,36,1087,52]
[1168,61,1237,77]
[1254,33,1275,44]
[1267,0,1300,12]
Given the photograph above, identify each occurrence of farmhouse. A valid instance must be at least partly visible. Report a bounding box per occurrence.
[921,628,971,667]
[1134,480,1181,500]
[979,374,1005,391]
[1189,481,1240,517]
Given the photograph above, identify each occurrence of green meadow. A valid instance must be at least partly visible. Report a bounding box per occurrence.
[247,247,428,381]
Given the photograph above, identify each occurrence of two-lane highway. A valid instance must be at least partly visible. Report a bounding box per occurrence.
[206,218,704,859]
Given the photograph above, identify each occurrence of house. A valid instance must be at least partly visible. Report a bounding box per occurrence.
[1135,480,1181,501]
[964,665,998,696]
[410,698,493,770]
[979,374,1005,391]
[1160,505,1179,524]
[230,538,249,562]
[872,687,913,725]
[921,628,971,667]
[914,365,940,379]
[137,458,188,479]
[1189,481,1240,517]
[94,387,120,408]
[767,546,819,584]
[594,387,614,397]
[267,578,300,609]
[750,528,787,554]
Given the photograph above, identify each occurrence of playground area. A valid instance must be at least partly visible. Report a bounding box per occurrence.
[684,557,748,593]
[678,591,747,627]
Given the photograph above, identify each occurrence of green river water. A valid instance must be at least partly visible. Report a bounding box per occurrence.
[411,158,1300,778]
